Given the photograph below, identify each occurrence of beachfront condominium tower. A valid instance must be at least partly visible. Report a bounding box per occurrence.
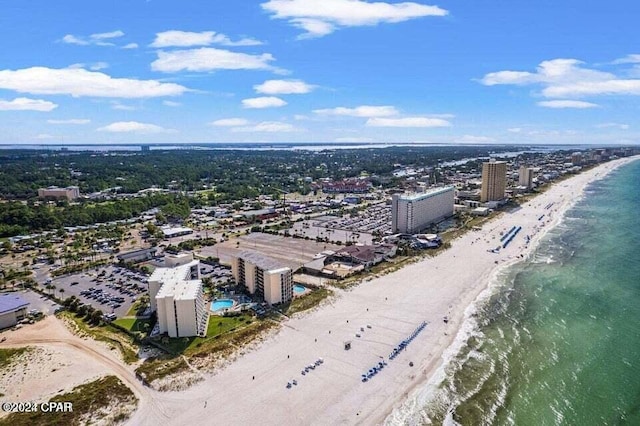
[518,165,534,190]
[391,186,455,234]
[148,253,207,338]
[230,251,293,305]
[481,160,507,202]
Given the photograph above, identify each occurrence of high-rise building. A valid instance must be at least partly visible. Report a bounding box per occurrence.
[571,152,583,165]
[481,160,507,202]
[518,165,534,189]
[230,251,293,305]
[148,253,207,338]
[391,186,455,234]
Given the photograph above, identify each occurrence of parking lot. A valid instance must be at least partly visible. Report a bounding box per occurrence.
[15,289,62,315]
[47,265,147,318]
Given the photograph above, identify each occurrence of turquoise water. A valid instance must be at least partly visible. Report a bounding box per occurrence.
[420,160,640,425]
[211,299,234,311]
[294,284,306,294]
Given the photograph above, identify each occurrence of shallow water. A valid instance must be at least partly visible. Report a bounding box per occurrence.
[391,159,640,425]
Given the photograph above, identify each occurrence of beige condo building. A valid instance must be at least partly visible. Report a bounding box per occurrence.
[481,160,507,202]
[148,253,207,338]
[230,251,293,305]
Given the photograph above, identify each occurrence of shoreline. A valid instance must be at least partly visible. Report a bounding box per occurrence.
[381,155,640,425]
[121,156,639,426]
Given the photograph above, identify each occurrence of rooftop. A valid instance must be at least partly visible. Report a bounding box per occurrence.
[0,293,29,315]
[396,186,455,202]
[156,279,202,301]
[150,259,198,283]
[239,250,290,272]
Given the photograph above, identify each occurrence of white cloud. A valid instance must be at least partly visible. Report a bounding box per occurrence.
[334,137,374,143]
[62,30,125,47]
[90,30,125,40]
[543,80,640,98]
[262,0,448,38]
[162,100,182,107]
[612,54,640,64]
[90,62,109,71]
[151,48,278,73]
[596,122,629,130]
[455,135,496,143]
[97,121,176,134]
[0,67,187,98]
[366,116,451,127]
[314,105,399,117]
[254,79,315,94]
[537,100,598,109]
[507,127,522,133]
[232,121,298,132]
[151,30,262,48]
[210,118,250,126]
[481,58,640,99]
[36,133,55,140]
[122,43,139,49]
[47,119,91,124]
[110,101,137,111]
[0,97,57,112]
[62,34,89,45]
[241,96,287,108]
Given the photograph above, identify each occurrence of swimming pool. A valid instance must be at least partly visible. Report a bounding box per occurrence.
[211,299,234,311]
[293,284,306,294]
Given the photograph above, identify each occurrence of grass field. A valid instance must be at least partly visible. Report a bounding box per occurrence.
[159,314,253,354]
[113,317,151,333]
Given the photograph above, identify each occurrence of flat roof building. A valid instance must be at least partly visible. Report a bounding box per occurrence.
[38,186,80,200]
[0,293,29,330]
[148,253,206,338]
[116,247,157,264]
[518,166,534,190]
[230,251,293,305]
[391,186,455,234]
[161,226,193,239]
[481,160,507,202]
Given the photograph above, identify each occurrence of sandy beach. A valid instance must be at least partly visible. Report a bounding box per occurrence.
[2,156,637,426]
[124,156,638,426]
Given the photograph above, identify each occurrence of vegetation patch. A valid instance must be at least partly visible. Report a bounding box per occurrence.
[0,375,137,426]
[283,287,334,315]
[0,347,30,369]
[59,312,139,364]
[136,319,277,386]
[113,317,151,334]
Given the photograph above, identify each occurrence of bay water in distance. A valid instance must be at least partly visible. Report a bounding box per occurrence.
[410,159,640,425]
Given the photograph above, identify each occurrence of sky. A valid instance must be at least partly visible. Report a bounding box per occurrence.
[1,0,639,145]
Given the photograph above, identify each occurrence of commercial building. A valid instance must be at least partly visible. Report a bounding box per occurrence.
[38,186,80,200]
[148,253,207,338]
[391,186,455,234]
[161,226,193,239]
[0,293,29,330]
[518,166,534,190]
[230,251,293,305]
[116,247,157,264]
[481,160,507,202]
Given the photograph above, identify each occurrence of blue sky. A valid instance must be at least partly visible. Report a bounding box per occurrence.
[1,0,639,145]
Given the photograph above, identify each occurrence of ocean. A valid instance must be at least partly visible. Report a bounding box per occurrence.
[391,159,640,425]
